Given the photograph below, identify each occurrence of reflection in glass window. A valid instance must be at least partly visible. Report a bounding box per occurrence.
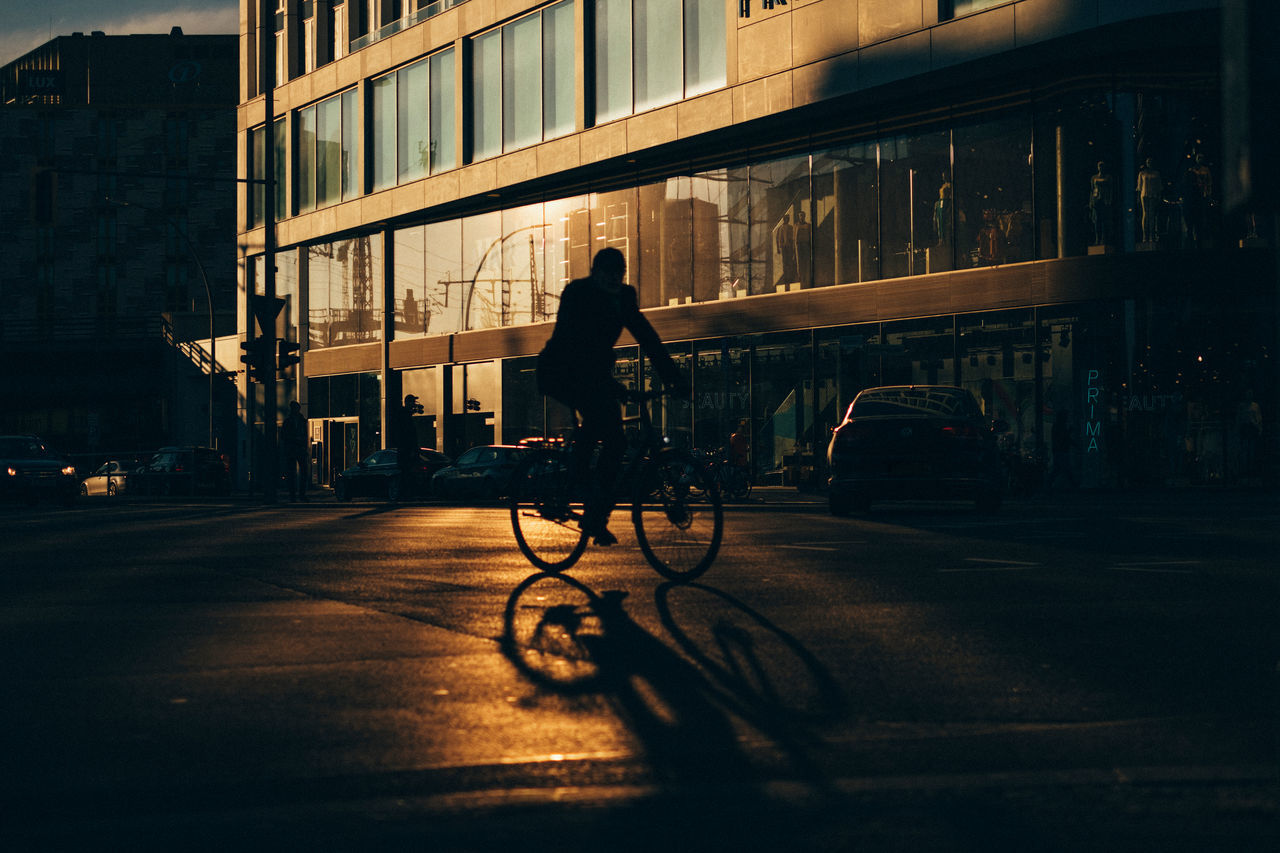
[372,74,397,191]
[298,108,316,211]
[595,0,632,123]
[955,114,1032,267]
[750,155,812,295]
[473,30,503,160]
[394,225,427,338]
[399,59,430,183]
[462,211,504,331]
[307,236,383,348]
[472,2,575,160]
[634,0,681,113]
[812,143,879,285]
[543,1,576,138]
[429,51,456,172]
[372,50,456,190]
[504,14,543,151]
[880,130,951,279]
[298,91,355,214]
[595,0,726,122]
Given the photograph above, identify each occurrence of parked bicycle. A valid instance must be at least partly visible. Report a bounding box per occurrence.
[509,388,723,581]
[690,446,752,502]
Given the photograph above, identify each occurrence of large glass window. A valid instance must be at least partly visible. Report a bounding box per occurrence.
[429,51,456,172]
[812,142,879,285]
[594,0,726,122]
[880,130,951,279]
[955,114,1033,267]
[297,90,358,214]
[393,219,465,338]
[372,49,456,191]
[307,235,383,348]
[749,155,812,294]
[249,119,286,227]
[472,2,576,161]
[543,0,576,137]
[462,211,504,331]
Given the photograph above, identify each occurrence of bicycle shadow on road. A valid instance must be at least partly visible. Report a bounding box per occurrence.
[500,570,850,840]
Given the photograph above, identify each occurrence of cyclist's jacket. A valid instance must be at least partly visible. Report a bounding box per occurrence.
[538,276,681,406]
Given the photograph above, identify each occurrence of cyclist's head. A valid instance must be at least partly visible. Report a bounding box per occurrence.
[591,247,626,279]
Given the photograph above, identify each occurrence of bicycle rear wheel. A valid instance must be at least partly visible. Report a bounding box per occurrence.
[510,448,588,572]
[632,448,723,582]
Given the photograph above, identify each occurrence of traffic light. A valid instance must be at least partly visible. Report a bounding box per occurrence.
[277,338,301,374]
[240,336,274,384]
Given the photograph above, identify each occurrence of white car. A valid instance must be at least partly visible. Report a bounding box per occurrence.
[80,460,134,497]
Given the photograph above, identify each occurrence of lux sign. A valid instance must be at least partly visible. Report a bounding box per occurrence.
[18,70,65,98]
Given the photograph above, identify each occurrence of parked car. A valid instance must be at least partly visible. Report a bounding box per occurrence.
[133,446,231,496]
[80,459,139,497]
[333,447,453,501]
[431,445,528,500]
[1,435,78,506]
[826,385,1006,515]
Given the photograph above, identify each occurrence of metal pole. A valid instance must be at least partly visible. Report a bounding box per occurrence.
[262,0,279,503]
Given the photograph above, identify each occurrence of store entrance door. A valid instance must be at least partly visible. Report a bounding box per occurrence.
[314,417,359,487]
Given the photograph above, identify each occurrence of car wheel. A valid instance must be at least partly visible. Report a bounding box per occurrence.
[79,483,89,496]
[335,480,350,502]
[388,477,402,502]
[107,482,117,497]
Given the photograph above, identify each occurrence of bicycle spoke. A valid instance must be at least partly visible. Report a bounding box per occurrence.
[510,448,588,572]
[633,449,722,582]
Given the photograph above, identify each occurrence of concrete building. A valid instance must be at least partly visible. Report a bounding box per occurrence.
[238,0,1276,493]
[1,29,239,461]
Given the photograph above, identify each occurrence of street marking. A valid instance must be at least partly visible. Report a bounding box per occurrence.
[939,557,1040,573]
[780,545,841,552]
[1108,561,1198,574]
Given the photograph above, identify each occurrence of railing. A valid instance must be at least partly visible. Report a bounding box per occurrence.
[349,0,468,52]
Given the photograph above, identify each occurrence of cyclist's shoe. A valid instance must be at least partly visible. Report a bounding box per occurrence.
[592,527,618,547]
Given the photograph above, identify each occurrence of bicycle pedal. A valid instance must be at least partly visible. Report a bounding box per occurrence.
[592,529,618,547]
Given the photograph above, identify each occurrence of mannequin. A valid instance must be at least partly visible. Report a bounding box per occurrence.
[1088,161,1114,245]
[1136,157,1162,243]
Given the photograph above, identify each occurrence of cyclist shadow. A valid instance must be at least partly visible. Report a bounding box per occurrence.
[501,571,847,803]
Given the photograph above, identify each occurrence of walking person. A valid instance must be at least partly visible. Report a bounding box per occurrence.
[391,394,422,499]
[281,401,309,501]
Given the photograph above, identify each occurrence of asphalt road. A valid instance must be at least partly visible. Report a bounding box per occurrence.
[2,489,1277,851]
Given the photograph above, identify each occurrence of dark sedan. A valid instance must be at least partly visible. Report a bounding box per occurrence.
[431,445,527,501]
[826,385,1006,515]
[1,435,78,506]
[334,447,452,501]
[132,446,231,496]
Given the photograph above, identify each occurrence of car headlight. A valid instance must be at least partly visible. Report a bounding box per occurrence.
[62,465,77,477]
[6,466,16,477]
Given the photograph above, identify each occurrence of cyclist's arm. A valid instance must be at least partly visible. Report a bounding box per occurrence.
[620,287,685,391]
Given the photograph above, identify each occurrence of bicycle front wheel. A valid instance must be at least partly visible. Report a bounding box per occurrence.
[510,448,588,572]
[632,448,723,582]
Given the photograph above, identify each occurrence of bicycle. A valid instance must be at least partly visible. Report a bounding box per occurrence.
[509,388,723,581]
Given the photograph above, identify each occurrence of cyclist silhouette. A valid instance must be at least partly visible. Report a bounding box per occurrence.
[537,247,688,546]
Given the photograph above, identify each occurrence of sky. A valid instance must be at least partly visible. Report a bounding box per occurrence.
[2,1,239,68]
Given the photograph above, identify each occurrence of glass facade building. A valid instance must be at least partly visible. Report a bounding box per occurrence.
[237,0,1275,493]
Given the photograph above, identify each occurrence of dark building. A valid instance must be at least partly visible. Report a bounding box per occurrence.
[239,0,1276,493]
[1,29,239,460]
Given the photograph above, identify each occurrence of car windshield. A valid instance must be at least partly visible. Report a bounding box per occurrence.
[851,388,979,418]
[0,437,50,458]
